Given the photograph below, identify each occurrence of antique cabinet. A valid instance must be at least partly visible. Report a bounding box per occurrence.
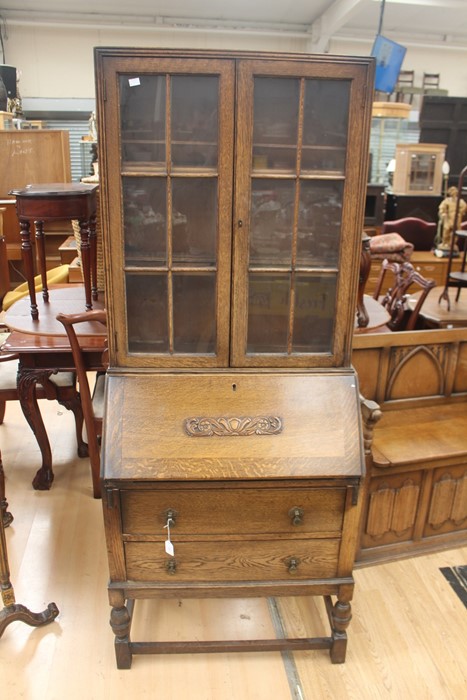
[385,192,443,222]
[392,143,446,196]
[95,47,374,668]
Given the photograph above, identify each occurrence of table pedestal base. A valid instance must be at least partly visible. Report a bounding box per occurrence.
[0,452,59,639]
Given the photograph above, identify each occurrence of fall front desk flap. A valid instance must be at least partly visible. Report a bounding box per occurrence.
[102,372,364,481]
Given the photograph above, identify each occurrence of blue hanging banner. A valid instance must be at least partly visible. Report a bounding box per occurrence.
[371,35,407,94]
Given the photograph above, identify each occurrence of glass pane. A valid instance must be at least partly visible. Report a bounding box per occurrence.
[172,178,217,264]
[171,76,218,169]
[120,75,166,170]
[296,181,344,267]
[123,177,166,266]
[293,275,337,353]
[302,80,350,173]
[247,274,290,353]
[126,274,168,353]
[409,153,436,190]
[173,274,216,353]
[250,180,295,265]
[252,78,299,172]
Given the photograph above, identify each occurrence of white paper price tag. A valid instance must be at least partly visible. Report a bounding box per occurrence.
[164,515,175,557]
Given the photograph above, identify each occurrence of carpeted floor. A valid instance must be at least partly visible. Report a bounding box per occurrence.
[440,566,467,607]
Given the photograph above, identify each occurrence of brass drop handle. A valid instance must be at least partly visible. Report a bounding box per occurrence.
[166,559,177,575]
[288,507,304,526]
[286,557,300,574]
[164,508,178,525]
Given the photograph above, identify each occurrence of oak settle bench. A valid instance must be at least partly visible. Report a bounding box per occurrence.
[353,327,467,564]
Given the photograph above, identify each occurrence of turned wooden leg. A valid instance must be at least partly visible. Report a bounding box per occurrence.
[17,366,54,490]
[34,219,49,303]
[109,590,134,669]
[89,213,98,301]
[79,218,93,311]
[19,219,38,320]
[324,595,352,664]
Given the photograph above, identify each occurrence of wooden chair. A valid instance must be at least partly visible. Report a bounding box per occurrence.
[382,217,437,251]
[373,259,436,331]
[422,73,440,92]
[56,310,107,499]
[395,70,415,103]
[0,236,85,463]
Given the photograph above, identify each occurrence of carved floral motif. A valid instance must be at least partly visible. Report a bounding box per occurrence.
[184,416,283,437]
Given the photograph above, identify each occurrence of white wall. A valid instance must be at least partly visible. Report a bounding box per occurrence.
[331,38,467,98]
[3,24,467,101]
[4,25,307,100]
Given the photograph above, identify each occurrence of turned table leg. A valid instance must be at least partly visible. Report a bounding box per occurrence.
[19,219,38,320]
[34,219,49,303]
[89,213,98,301]
[325,593,353,664]
[78,217,93,311]
[109,590,134,669]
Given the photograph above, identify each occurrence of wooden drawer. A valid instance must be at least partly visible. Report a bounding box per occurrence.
[411,260,444,286]
[121,487,346,537]
[125,539,341,582]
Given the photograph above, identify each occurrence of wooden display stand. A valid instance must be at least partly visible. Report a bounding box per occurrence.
[96,47,374,668]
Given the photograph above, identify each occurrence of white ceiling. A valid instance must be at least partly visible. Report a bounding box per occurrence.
[0,0,466,51]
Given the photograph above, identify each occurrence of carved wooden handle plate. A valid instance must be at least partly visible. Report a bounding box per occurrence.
[184,416,283,437]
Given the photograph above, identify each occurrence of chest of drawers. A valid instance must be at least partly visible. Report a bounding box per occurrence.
[101,372,365,668]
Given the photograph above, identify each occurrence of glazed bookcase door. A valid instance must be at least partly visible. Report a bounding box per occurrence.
[231,59,372,368]
[98,56,235,367]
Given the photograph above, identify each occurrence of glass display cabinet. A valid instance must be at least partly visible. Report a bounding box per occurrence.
[95,47,374,668]
[392,142,446,196]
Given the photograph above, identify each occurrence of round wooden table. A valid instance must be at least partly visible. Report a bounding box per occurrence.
[354,295,391,333]
[408,286,467,328]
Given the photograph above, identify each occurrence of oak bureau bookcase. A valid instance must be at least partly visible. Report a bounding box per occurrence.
[95,47,374,668]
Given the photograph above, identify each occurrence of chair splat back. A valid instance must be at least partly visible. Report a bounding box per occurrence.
[373,260,436,331]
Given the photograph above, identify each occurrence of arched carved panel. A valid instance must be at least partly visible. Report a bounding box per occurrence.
[386,345,445,401]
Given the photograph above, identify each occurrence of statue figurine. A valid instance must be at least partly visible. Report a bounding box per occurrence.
[437,186,467,253]
[88,111,98,141]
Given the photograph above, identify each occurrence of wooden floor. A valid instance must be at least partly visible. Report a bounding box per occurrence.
[1,396,466,700]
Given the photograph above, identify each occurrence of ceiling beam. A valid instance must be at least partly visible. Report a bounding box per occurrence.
[372,0,466,8]
[307,0,365,53]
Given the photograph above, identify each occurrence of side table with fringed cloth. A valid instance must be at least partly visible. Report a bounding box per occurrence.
[71,178,105,295]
